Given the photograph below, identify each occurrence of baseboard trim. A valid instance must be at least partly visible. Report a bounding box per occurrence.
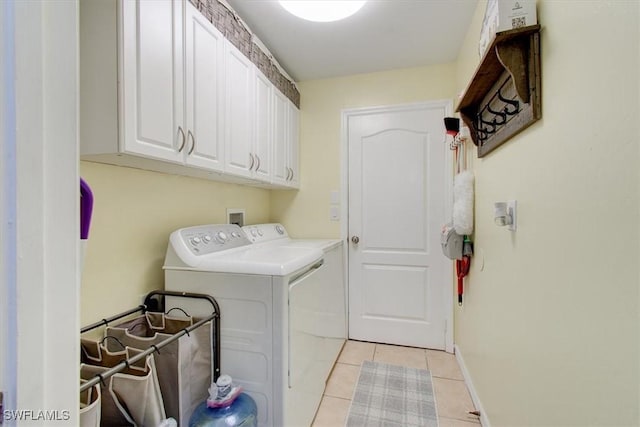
[454,345,491,427]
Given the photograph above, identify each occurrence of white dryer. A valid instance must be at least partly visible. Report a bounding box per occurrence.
[163,224,328,427]
[242,224,347,384]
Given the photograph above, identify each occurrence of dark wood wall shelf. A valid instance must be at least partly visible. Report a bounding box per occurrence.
[456,25,541,157]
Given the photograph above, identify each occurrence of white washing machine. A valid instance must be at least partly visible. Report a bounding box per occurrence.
[242,223,347,384]
[163,224,332,427]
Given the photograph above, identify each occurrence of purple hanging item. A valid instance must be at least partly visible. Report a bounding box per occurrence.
[80,178,93,240]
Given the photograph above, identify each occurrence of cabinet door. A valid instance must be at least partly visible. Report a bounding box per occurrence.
[272,89,289,186]
[224,40,254,178]
[287,102,300,188]
[254,69,272,182]
[184,3,224,171]
[120,0,184,163]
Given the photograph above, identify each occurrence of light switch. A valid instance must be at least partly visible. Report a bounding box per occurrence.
[329,206,340,221]
[330,190,340,204]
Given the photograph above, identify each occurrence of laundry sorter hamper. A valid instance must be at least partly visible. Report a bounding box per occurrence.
[80,290,221,427]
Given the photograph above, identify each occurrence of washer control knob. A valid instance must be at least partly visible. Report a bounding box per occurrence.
[257,229,264,236]
[231,232,240,238]
[251,229,258,237]
[203,235,212,243]
[191,236,202,245]
[275,225,285,235]
[215,231,228,243]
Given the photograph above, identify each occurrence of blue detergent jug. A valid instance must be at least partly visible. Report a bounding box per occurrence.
[189,375,257,427]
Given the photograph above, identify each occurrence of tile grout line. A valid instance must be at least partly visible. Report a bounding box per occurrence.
[321,394,351,403]
[432,375,467,381]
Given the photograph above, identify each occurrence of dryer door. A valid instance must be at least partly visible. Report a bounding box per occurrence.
[287,260,326,427]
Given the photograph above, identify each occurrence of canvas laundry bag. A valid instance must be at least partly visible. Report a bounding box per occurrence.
[81,341,166,426]
[79,381,101,427]
[105,311,213,426]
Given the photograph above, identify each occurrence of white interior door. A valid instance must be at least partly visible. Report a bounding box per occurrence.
[346,102,452,350]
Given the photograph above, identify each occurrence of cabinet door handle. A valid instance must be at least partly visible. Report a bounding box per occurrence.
[255,155,261,172]
[177,126,186,152]
[249,153,255,171]
[187,130,195,155]
[286,167,291,181]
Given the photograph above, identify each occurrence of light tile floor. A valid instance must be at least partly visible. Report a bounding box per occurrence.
[312,340,481,427]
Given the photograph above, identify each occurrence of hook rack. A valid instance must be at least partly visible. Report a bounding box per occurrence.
[473,79,522,145]
[80,290,221,393]
[456,25,541,157]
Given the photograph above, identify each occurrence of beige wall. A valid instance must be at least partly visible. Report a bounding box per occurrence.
[270,63,458,237]
[80,162,270,326]
[454,1,639,425]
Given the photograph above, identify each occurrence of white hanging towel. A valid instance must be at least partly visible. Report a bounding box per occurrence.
[452,130,474,235]
[453,170,474,235]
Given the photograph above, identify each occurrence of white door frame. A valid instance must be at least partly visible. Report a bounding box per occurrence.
[1,1,79,424]
[340,100,454,353]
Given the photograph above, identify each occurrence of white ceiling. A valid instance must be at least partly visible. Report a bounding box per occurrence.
[225,0,479,82]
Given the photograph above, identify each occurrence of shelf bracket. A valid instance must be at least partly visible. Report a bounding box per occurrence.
[496,37,530,104]
[455,25,541,157]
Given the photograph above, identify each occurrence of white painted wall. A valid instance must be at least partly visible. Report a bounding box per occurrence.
[454,1,640,425]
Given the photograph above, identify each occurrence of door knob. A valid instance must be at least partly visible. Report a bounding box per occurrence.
[351,236,360,244]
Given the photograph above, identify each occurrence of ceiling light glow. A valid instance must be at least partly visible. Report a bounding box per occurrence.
[279,1,367,23]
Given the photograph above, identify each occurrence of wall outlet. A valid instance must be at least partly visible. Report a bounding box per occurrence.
[507,200,517,231]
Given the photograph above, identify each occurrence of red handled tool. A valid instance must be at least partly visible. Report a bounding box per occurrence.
[456,256,471,306]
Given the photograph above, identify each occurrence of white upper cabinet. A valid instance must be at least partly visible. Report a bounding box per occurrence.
[80,0,297,188]
[272,91,300,188]
[253,69,273,182]
[120,0,184,163]
[288,102,300,188]
[184,3,225,171]
[224,40,255,179]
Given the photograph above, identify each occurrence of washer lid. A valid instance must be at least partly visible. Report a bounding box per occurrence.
[280,239,343,252]
[166,240,323,276]
[203,246,323,276]
[242,223,342,252]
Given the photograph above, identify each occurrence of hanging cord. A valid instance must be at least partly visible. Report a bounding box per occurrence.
[166,307,190,317]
